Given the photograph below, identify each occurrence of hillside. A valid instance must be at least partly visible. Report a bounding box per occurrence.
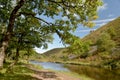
[39,17,120,63]
[83,17,120,45]
[43,48,66,56]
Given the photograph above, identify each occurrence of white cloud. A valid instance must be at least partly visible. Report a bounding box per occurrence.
[98,3,108,11]
[93,18,115,23]
[76,29,96,33]
[76,18,116,33]
[95,23,107,26]
[93,18,116,27]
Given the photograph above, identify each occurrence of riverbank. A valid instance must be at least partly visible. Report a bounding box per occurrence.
[0,62,93,80]
[37,59,120,70]
[26,64,81,80]
[30,60,120,80]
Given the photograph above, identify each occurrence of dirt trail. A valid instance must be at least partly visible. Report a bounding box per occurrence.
[26,64,80,80]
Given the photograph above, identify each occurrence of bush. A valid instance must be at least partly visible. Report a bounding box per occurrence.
[97,33,116,52]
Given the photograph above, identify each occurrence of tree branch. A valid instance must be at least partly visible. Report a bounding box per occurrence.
[7,0,25,33]
[17,12,36,17]
[2,0,25,44]
[16,11,64,42]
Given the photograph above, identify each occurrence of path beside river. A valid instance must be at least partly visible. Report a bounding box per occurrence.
[26,64,80,80]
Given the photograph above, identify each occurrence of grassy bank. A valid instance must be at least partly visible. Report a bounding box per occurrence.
[0,61,42,80]
[55,70,95,80]
[36,58,120,70]
[0,61,94,80]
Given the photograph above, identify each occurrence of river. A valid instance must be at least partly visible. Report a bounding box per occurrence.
[30,60,120,80]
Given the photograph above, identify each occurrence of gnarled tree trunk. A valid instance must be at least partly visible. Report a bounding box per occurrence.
[0,0,25,69]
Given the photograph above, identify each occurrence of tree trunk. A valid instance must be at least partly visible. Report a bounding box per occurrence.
[0,0,25,69]
[0,42,8,68]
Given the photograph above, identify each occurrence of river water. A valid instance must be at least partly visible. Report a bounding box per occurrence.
[30,60,120,80]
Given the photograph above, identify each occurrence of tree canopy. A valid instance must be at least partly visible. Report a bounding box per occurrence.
[0,0,102,38]
[0,0,102,68]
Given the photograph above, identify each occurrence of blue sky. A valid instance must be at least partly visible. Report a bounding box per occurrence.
[35,0,120,53]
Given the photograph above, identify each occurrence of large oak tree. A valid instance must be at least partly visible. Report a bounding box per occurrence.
[0,0,102,68]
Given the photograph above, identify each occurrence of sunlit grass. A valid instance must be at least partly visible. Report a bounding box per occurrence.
[55,70,95,80]
[0,62,38,80]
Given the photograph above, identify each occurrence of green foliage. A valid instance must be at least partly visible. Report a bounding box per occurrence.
[98,51,110,59]
[0,63,38,80]
[13,16,53,49]
[97,33,116,52]
[66,37,91,55]
[0,0,102,43]
[0,0,102,63]
[107,27,117,38]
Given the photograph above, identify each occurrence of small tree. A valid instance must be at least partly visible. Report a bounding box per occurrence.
[66,35,91,57]
[97,33,116,52]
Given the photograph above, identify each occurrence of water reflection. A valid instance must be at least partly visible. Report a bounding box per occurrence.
[65,64,120,80]
[30,60,120,80]
[30,61,69,71]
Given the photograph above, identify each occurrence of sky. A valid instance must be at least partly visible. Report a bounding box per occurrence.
[35,0,120,53]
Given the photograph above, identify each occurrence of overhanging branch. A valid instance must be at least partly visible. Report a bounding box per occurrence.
[17,11,64,43]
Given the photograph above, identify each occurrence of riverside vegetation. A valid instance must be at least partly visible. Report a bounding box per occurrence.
[38,17,120,70]
[0,0,103,80]
[0,0,120,80]
[1,15,119,80]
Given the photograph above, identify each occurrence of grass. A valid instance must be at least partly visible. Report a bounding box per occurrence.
[0,60,93,80]
[55,70,95,80]
[0,62,39,80]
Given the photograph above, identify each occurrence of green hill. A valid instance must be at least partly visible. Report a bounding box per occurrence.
[83,17,120,45]
[39,17,120,63]
[43,48,66,56]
